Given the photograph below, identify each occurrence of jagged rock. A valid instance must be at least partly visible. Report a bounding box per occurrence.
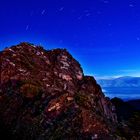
[0,42,117,140]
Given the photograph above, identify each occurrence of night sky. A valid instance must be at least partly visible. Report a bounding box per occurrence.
[1,0,140,78]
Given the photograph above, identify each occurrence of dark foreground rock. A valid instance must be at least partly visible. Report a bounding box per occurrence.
[111,98,140,139]
[0,42,119,140]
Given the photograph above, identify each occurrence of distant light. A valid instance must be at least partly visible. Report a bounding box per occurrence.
[137,37,140,41]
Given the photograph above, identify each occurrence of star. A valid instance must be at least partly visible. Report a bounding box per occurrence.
[26,25,29,31]
[136,37,140,41]
[108,23,112,26]
[59,7,64,11]
[129,4,134,7]
[77,15,83,20]
[103,0,109,4]
[41,9,46,15]
[86,13,91,17]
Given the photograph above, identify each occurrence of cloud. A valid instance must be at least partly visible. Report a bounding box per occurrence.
[95,75,123,80]
[86,73,123,80]
[94,73,140,80]
[118,69,140,77]
[129,73,140,77]
[119,69,138,72]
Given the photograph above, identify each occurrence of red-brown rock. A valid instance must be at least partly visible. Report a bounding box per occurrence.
[0,42,117,139]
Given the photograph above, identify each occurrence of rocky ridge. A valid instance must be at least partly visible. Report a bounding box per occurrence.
[0,42,117,139]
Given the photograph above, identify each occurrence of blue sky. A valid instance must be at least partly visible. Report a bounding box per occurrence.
[0,0,140,78]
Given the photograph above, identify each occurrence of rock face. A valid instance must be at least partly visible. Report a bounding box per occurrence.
[111,98,140,139]
[0,43,117,139]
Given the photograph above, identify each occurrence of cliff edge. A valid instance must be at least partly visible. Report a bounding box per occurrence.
[0,42,117,139]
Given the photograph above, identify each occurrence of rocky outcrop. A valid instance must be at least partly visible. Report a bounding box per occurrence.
[111,98,140,139]
[0,42,117,139]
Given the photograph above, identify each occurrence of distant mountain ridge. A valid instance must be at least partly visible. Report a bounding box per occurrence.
[97,76,140,87]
